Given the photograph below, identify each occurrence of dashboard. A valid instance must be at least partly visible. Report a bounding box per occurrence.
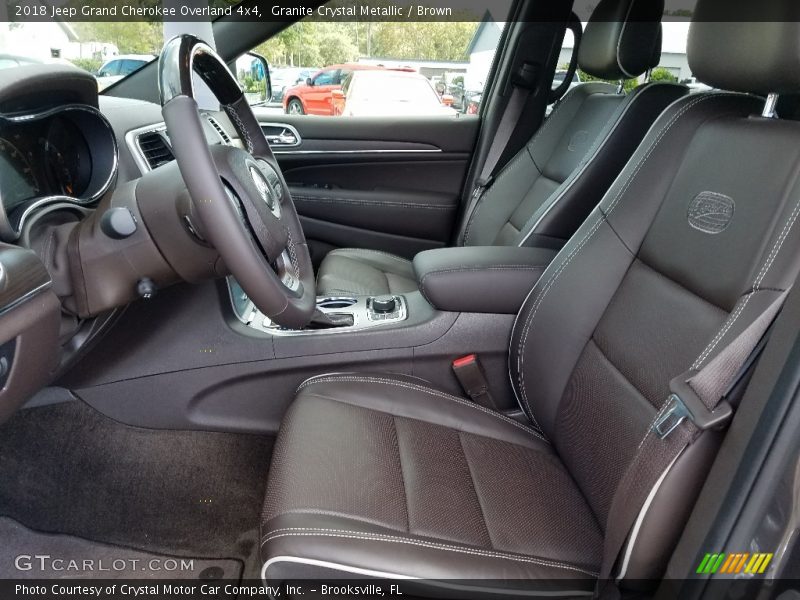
[0,105,117,240]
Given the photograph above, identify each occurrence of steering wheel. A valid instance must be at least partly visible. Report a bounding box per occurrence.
[158,35,315,328]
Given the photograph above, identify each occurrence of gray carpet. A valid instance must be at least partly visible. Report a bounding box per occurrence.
[0,517,242,579]
[0,401,273,570]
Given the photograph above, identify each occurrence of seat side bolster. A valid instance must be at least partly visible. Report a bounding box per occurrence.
[518,82,689,244]
[316,248,416,296]
[509,93,762,433]
[297,373,550,450]
[261,512,599,583]
[462,83,616,247]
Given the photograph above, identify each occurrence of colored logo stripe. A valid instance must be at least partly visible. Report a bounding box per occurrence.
[697,553,773,574]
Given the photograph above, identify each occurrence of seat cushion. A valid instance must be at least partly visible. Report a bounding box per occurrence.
[316,249,418,297]
[260,374,603,584]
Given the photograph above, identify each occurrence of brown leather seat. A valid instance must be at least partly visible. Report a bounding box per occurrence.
[261,0,800,591]
[262,375,602,586]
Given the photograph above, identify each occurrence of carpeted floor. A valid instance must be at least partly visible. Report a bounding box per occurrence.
[0,517,243,579]
[0,400,273,573]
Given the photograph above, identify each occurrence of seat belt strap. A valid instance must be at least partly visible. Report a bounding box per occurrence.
[460,62,539,242]
[596,289,790,594]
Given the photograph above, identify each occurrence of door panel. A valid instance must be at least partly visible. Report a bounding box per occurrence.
[253,111,479,260]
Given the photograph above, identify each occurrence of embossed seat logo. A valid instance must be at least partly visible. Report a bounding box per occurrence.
[568,130,589,152]
[688,191,734,234]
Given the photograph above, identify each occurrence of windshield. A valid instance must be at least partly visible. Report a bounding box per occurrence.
[0,20,161,89]
[0,0,513,113]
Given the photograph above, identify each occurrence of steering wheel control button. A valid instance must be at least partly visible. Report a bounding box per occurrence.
[100,207,137,239]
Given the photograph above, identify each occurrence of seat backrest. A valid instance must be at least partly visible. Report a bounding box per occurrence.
[461,0,686,248]
[509,0,800,582]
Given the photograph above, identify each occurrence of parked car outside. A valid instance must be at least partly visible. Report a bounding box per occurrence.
[332,70,458,117]
[95,54,155,91]
[682,76,714,92]
[551,68,582,92]
[268,67,316,104]
[464,91,482,115]
[0,53,43,70]
[282,63,414,116]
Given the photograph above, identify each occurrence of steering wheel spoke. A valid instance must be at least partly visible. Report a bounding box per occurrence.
[159,34,315,328]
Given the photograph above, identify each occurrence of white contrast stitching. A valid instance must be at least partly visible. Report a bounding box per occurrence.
[328,248,413,266]
[462,84,612,245]
[297,375,548,442]
[293,195,453,211]
[260,529,598,577]
[286,230,301,278]
[515,83,684,247]
[692,183,800,369]
[463,150,531,245]
[226,104,253,153]
[419,266,547,303]
[513,94,725,420]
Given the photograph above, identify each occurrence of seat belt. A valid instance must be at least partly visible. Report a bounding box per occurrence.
[596,289,790,597]
[452,354,499,410]
[460,62,539,242]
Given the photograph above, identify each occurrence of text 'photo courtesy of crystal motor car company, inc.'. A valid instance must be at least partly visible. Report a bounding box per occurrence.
[3,0,800,599]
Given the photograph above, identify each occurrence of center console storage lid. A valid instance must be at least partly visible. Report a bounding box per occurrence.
[412,246,558,314]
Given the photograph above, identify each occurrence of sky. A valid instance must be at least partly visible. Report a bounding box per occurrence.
[563,21,692,56]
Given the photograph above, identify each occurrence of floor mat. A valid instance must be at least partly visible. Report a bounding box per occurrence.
[0,401,273,566]
[0,517,242,579]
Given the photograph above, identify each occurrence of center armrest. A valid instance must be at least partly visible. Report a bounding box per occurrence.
[412,246,558,314]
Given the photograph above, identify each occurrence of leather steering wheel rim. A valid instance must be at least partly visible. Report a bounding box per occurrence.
[158,34,315,328]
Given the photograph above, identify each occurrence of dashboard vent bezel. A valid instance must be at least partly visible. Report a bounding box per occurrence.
[207,116,232,145]
[136,130,174,171]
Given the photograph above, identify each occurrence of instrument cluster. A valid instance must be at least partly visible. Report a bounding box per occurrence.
[0,105,117,239]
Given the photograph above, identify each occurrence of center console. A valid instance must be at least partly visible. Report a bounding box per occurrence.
[228,279,408,335]
[229,245,560,335]
[67,245,564,437]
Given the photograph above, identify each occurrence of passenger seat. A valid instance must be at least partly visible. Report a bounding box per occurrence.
[316,0,688,297]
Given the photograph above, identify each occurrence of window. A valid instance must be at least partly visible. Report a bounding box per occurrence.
[313,69,339,86]
[120,60,145,76]
[244,1,512,118]
[97,60,121,78]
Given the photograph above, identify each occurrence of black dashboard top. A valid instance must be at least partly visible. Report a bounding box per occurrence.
[0,67,117,241]
[0,64,98,114]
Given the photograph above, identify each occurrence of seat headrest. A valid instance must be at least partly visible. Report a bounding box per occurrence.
[688,0,800,95]
[577,0,665,80]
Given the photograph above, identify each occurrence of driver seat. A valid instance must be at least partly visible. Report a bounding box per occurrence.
[261,1,800,590]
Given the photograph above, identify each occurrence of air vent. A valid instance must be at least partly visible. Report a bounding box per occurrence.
[208,117,231,145]
[137,131,174,170]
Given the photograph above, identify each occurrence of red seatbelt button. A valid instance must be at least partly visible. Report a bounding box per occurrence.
[452,354,477,368]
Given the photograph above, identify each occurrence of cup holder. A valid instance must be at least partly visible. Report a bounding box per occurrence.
[317,297,358,309]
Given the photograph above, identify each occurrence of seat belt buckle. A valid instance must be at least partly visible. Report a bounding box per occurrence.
[452,354,497,410]
[653,383,733,440]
